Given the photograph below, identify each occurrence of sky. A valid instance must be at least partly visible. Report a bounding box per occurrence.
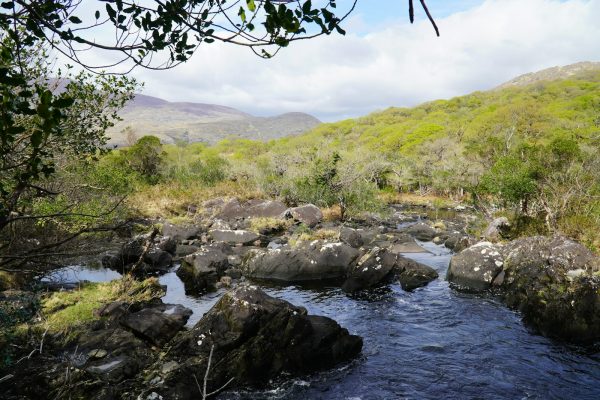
[74,0,600,121]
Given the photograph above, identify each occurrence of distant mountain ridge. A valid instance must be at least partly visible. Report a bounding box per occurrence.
[106,94,321,146]
[496,61,600,89]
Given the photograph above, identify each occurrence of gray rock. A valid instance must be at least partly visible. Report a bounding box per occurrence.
[155,285,362,396]
[177,244,230,293]
[444,233,473,253]
[120,304,192,346]
[446,242,504,291]
[143,249,173,272]
[209,229,261,246]
[175,244,200,258]
[342,247,398,292]
[284,204,323,228]
[243,241,359,282]
[339,227,363,248]
[157,236,177,255]
[395,257,439,291]
[406,223,437,241]
[161,222,201,242]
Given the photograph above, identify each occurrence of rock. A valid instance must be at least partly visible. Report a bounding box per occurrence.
[339,227,363,248]
[177,244,230,294]
[406,223,437,241]
[94,301,128,320]
[209,229,261,246]
[161,222,200,242]
[209,219,231,230]
[446,242,504,291]
[284,204,323,228]
[246,199,288,218]
[395,257,439,291]
[88,349,108,359]
[143,249,173,272]
[175,244,200,258]
[120,304,192,346]
[483,217,510,241]
[157,237,177,255]
[153,285,362,397]
[342,247,398,292]
[243,241,360,282]
[389,234,429,254]
[444,233,473,253]
[499,235,600,342]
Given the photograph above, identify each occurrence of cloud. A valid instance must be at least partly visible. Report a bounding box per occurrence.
[128,0,600,121]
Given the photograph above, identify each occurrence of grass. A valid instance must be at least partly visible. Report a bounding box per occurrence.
[41,276,164,338]
[248,217,292,234]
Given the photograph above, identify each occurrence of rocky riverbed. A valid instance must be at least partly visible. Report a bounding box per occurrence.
[2,198,599,399]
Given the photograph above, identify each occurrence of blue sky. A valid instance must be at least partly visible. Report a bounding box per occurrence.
[87,0,599,121]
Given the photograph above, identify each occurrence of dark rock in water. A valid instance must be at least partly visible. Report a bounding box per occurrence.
[242,241,359,282]
[444,233,473,253]
[483,217,510,242]
[283,204,323,228]
[143,248,173,272]
[120,304,192,346]
[406,223,437,241]
[177,244,230,293]
[446,242,504,291]
[342,247,398,292]
[161,222,201,242]
[395,257,439,291]
[209,229,262,246]
[151,285,362,398]
[499,235,600,343]
[340,227,364,248]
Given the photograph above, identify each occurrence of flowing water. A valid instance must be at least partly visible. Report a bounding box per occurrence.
[44,241,600,399]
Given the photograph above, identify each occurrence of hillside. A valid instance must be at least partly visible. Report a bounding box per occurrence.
[106,94,321,146]
[496,61,600,89]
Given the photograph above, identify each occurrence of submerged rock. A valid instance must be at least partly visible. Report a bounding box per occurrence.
[150,285,362,398]
[242,241,359,282]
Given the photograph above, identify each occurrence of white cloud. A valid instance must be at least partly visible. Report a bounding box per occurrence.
[127,0,600,121]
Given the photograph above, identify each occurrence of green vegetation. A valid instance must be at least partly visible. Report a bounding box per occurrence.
[86,69,599,250]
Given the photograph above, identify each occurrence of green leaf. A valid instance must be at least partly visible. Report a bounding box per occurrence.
[69,16,82,24]
[238,7,246,23]
[246,0,256,12]
[95,10,100,19]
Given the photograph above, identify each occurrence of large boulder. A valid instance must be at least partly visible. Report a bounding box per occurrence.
[284,204,323,228]
[212,198,288,221]
[446,242,504,291]
[208,229,261,246]
[243,241,359,282]
[406,223,437,241]
[395,257,439,291]
[177,244,230,293]
[499,235,600,342]
[147,286,362,398]
[342,247,398,292]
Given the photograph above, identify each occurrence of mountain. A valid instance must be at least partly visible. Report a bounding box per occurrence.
[495,61,600,89]
[106,94,321,146]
